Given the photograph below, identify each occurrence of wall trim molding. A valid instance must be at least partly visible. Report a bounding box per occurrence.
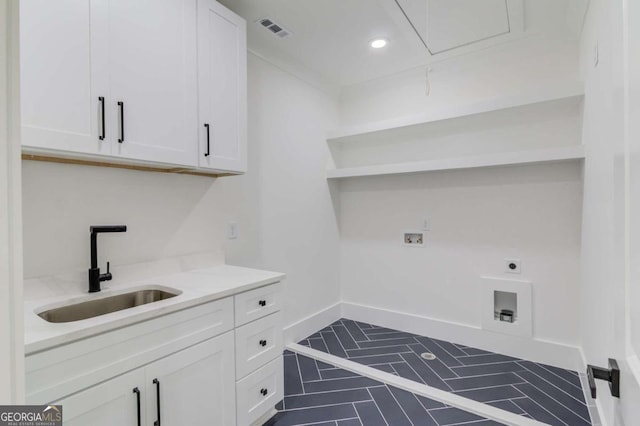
[287,342,541,426]
[247,49,340,98]
[0,0,24,403]
[283,300,583,371]
[578,348,606,426]
[283,302,342,345]
[342,302,583,371]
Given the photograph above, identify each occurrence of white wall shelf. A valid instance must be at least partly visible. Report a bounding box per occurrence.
[326,145,585,179]
[327,84,585,142]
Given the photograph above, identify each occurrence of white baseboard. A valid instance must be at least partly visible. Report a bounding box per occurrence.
[282,301,583,372]
[283,302,342,345]
[288,343,542,426]
[342,301,583,372]
[578,348,606,426]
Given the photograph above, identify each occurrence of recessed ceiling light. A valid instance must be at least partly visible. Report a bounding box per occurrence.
[370,39,387,49]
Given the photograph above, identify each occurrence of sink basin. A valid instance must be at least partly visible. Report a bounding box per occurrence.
[37,288,181,323]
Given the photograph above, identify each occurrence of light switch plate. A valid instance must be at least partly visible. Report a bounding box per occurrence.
[227,222,238,240]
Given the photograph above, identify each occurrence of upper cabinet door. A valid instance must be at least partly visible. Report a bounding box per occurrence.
[20,0,110,155]
[107,0,198,166]
[197,0,247,173]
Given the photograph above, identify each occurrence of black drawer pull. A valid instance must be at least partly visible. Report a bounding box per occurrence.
[132,387,141,426]
[259,339,267,347]
[117,101,125,143]
[153,378,161,426]
[258,300,266,307]
[98,97,105,140]
[204,123,210,157]
[260,388,268,396]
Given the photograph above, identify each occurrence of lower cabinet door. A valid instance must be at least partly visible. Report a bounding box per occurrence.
[54,369,145,426]
[144,331,236,425]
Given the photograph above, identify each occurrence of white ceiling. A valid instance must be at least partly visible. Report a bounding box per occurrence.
[219,0,588,87]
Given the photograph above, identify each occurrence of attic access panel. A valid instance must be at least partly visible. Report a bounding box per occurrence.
[394,0,524,55]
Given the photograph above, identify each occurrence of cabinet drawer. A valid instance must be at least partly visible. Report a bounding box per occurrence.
[236,356,283,426]
[234,282,281,326]
[235,312,283,378]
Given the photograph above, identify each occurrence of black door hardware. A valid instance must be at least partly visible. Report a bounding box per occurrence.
[118,101,125,143]
[98,97,105,140]
[258,300,267,307]
[260,388,268,396]
[587,358,620,399]
[153,378,161,426]
[132,387,141,426]
[259,339,267,347]
[204,123,210,157]
[88,225,127,293]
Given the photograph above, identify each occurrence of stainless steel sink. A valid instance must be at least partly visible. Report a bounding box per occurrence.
[37,288,181,323]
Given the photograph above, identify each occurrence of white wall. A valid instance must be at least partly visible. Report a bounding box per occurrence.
[22,162,228,279]
[339,37,581,127]
[332,34,586,351]
[339,162,584,346]
[0,0,24,403]
[225,54,342,331]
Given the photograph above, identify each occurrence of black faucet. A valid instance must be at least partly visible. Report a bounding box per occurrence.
[88,225,127,293]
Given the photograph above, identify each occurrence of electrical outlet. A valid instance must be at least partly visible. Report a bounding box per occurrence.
[227,222,238,240]
[422,217,431,231]
[404,231,424,246]
[505,259,521,274]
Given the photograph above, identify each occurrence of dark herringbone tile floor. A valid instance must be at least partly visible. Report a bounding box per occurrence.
[297,319,592,426]
[266,350,506,426]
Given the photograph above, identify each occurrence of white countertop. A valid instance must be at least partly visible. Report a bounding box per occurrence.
[24,264,285,354]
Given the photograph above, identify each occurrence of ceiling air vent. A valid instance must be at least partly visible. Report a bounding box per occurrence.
[256,18,291,38]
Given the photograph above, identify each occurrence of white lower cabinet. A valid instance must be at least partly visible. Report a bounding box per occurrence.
[145,332,236,425]
[236,357,284,426]
[55,332,235,426]
[235,312,283,378]
[55,369,145,426]
[234,284,284,425]
[31,284,284,426]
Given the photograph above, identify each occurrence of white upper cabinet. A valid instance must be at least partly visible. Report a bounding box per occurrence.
[20,0,247,174]
[107,0,198,166]
[197,0,247,173]
[20,0,109,156]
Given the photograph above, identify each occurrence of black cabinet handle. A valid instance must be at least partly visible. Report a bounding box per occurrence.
[118,101,125,143]
[259,339,267,347]
[204,123,210,157]
[260,388,268,396]
[153,378,161,426]
[132,387,141,426]
[98,97,105,140]
[258,300,266,307]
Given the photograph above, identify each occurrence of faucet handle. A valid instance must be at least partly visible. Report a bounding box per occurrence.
[106,261,110,274]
